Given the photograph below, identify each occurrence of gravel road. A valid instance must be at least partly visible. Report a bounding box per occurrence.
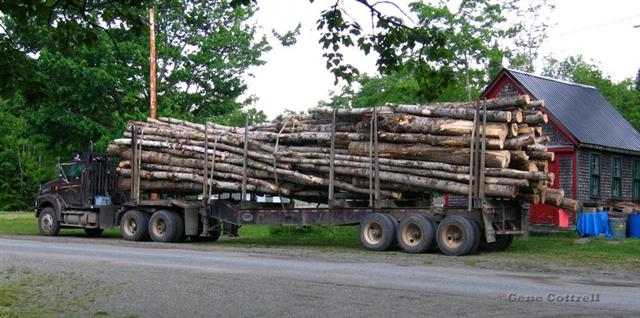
[0,236,638,317]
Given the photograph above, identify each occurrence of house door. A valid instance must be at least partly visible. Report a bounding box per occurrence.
[530,157,561,224]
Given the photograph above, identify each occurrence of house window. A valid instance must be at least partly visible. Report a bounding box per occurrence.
[633,160,640,201]
[590,153,600,198]
[612,157,622,199]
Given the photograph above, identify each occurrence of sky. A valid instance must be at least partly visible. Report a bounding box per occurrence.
[242,0,640,118]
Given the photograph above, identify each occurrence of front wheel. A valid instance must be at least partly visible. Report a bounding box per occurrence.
[38,207,60,236]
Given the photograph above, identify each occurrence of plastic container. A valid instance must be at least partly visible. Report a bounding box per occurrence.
[628,213,640,239]
[608,217,627,240]
[576,211,611,239]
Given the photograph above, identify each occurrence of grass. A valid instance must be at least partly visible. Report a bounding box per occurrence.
[218,225,361,249]
[2,212,639,269]
[0,212,119,237]
[496,232,640,270]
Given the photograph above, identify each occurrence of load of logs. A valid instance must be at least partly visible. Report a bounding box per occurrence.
[106,94,578,211]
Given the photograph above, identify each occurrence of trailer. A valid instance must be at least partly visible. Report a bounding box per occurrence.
[35,104,528,255]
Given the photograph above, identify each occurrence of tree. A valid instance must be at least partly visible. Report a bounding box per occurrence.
[0,0,270,208]
[636,67,640,92]
[318,0,552,107]
[314,0,553,86]
[0,98,53,210]
[1,1,269,150]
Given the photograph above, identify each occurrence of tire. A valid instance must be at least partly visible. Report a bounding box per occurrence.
[468,219,482,255]
[396,214,436,253]
[436,215,479,256]
[359,213,396,251]
[480,235,514,252]
[38,207,60,236]
[148,210,182,243]
[173,212,185,243]
[120,210,150,241]
[84,228,104,237]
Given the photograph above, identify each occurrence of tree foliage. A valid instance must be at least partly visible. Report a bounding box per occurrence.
[0,0,269,208]
[315,0,553,87]
[318,0,552,107]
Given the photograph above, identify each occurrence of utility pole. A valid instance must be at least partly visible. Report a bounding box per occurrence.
[149,2,159,200]
[149,3,157,120]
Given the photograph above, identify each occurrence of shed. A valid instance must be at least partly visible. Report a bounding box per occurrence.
[482,68,640,225]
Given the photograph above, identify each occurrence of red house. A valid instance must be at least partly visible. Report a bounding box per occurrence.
[482,68,640,226]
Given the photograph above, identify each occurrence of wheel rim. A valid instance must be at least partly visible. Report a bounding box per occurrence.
[124,217,137,237]
[41,214,53,231]
[364,220,384,245]
[151,218,167,238]
[401,223,422,247]
[441,224,463,250]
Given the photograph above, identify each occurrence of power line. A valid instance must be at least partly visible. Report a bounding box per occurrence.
[549,13,640,38]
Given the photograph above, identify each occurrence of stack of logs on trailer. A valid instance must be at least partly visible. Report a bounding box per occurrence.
[106,95,577,211]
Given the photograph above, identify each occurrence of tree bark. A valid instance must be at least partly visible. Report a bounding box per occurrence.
[347,142,510,168]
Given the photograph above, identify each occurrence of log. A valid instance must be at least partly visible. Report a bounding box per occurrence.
[118,178,203,194]
[543,188,565,206]
[512,110,523,123]
[377,113,509,140]
[527,151,554,161]
[347,142,511,168]
[296,164,517,198]
[389,104,514,122]
[523,112,548,124]
[560,197,578,211]
[504,133,536,150]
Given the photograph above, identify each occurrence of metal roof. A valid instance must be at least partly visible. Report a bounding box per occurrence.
[505,68,640,153]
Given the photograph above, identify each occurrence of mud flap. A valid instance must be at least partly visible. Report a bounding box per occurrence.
[99,205,116,228]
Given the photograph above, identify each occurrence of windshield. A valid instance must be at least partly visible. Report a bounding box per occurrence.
[61,162,86,179]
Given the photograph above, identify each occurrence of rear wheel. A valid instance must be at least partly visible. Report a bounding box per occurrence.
[436,215,479,256]
[38,207,60,236]
[480,235,514,251]
[359,213,396,251]
[149,210,183,243]
[397,214,436,253]
[120,210,150,241]
[84,228,104,237]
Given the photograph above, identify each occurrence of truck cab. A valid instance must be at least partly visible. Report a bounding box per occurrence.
[35,153,121,236]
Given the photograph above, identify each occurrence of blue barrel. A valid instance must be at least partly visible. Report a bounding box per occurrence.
[628,214,640,239]
[608,218,627,240]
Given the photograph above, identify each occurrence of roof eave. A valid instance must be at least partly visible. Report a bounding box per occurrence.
[579,143,640,156]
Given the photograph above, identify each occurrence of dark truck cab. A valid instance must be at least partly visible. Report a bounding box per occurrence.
[35,154,121,236]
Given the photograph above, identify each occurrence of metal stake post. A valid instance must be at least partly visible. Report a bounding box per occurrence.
[467,104,478,210]
[328,110,336,204]
[373,106,381,206]
[129,125,138,202]
[241,115,249,203]
[203,122,209,201]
